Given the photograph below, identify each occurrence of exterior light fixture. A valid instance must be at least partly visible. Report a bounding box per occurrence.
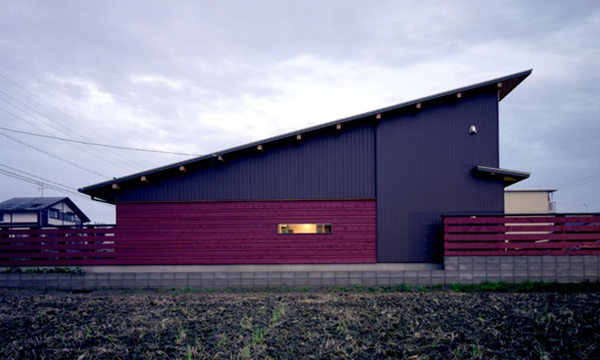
[469,125,477,134]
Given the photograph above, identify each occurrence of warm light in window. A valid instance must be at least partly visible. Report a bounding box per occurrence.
[278,223,332,234]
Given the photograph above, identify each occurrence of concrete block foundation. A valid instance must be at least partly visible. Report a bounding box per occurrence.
[1,256,599,290]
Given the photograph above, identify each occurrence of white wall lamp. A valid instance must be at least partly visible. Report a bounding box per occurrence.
[469,125,477,134]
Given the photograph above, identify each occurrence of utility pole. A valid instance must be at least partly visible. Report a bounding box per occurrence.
[38,183,44,197]
[583,203,589,212]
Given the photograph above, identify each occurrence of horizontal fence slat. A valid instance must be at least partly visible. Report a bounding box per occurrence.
[0,252,116,259]
[443,215,600,225]
[0,228,116,236]
[0,237,116,245]
[446,233,600,241]
[0,243,117,252]
[444,225,600,233]
[445,241,600,250]
[445,249,600,256]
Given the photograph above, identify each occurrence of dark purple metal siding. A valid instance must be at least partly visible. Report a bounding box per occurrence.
[117,125,375,202]
[376,90,504,263]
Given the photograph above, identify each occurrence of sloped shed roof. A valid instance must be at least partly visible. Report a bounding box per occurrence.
[80,70,532,203]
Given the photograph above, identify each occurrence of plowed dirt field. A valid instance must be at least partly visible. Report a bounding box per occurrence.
[1,289,599,359]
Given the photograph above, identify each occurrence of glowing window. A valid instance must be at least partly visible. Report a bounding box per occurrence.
[278,223,332,234]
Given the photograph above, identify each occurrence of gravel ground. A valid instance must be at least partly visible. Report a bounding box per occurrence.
[1,289,599,359]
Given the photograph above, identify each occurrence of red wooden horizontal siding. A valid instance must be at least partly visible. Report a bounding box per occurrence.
[115,200,377,265]
[444,215,600,256]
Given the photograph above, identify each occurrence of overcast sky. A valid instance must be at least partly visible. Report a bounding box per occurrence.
[1,1,599,223]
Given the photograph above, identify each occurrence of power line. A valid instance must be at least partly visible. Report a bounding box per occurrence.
[558,190,600,207]
[0,97,57,133]
[0,73,119,145]
[0,73,157,170]
[0,168,85,200]
[0,125,200,156]
[558,171,600,191]
[0,96,145,172]
[0,163,75,192]
[0,164,113,207]
[0,131,107,178]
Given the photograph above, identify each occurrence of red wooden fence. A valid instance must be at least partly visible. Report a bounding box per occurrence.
[444,214,600,256]
[0,226,117,266]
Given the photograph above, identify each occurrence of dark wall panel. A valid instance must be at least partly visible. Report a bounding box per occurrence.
[117,125,375,202]
[376,90,504,263]
[116,200,376,264]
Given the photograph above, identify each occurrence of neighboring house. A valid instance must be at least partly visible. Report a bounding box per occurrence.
[80,70,532,265]
[505,189,557,214]
[0,197,90,228]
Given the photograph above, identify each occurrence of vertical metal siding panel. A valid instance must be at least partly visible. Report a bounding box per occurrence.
[118,125,375,201]
[116,200,376,265]
[376,90,503,263]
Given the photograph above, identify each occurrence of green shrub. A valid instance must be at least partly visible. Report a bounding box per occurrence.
[0,266,85,274]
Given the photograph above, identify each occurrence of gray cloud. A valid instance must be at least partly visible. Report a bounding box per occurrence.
[1,0,599,222]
